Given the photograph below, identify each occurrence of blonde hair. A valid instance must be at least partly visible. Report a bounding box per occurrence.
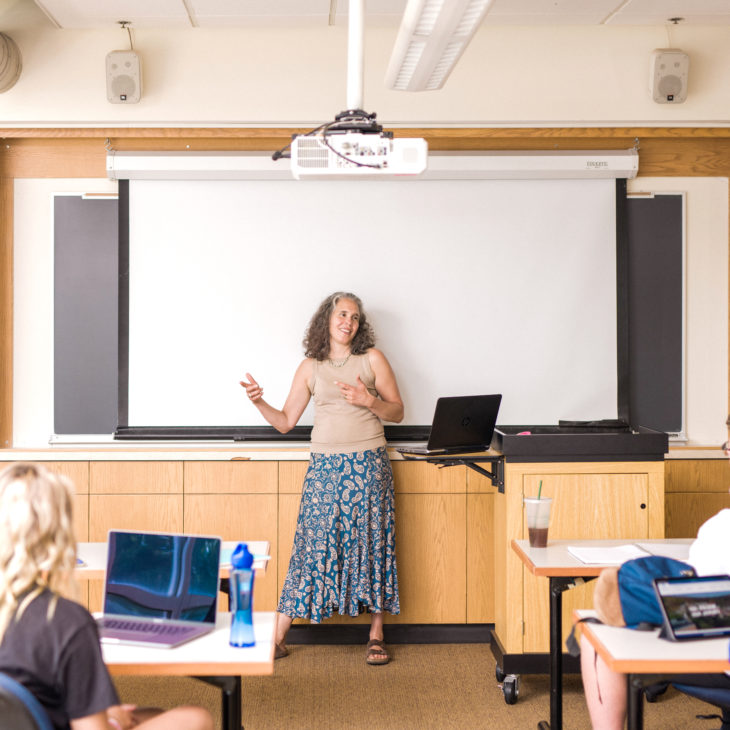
[0,463,78,642]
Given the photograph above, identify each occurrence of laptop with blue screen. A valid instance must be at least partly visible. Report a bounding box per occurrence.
[96,530,221,649]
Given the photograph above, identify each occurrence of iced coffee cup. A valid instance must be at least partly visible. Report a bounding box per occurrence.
[524,497,552,548]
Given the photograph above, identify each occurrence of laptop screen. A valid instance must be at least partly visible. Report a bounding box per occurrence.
[654,575,730,640]
[104,531,221,623]
[428,394,502,451]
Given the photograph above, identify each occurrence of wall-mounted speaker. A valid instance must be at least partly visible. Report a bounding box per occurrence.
[0,32,22,93]
[106,50,141,104]
[650,49,689,104]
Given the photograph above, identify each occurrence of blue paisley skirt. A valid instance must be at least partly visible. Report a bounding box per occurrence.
[277,446,400,622]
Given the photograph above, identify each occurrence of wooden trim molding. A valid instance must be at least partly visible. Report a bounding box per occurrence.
[0,178,12,447]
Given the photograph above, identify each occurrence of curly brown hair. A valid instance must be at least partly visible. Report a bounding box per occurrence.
[303,292,376,360]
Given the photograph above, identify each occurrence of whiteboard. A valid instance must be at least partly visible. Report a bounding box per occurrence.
[125,178,617,428]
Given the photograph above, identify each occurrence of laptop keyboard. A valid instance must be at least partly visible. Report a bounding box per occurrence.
[100,618,195,636]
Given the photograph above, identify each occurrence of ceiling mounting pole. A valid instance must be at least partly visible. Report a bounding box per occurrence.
[346,0,364,110]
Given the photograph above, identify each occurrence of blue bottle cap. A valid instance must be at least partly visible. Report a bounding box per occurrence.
[231,542,253,569]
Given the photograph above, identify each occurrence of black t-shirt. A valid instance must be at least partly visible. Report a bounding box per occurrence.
[0,588,119,730]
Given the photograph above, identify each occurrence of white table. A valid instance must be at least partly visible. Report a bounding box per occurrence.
[511,538,693,730]
[102,611,275,730]
[575,609,730,730]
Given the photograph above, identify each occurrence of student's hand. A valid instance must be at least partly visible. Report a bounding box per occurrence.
[240,372,264,403]
[335,375,374,409]
[106,704,138,729]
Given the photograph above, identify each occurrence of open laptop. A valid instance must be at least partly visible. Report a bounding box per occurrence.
[653,574,730,641]
[96,530,222,649]
[397,394,502,456]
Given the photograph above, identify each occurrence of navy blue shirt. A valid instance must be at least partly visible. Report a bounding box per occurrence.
[0,588,119,729]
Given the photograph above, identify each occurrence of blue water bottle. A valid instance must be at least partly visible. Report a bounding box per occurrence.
[229,542,255,647]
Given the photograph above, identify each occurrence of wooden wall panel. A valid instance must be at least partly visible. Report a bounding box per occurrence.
[391,460,466,494]
[0,178,11,448]
[279,461,307,495]
[389,493,467,624]
[88,494,184,539]
[666,493,730,538]
[89,461,183,494]
[184,460,277,493]
[666,457,730,492]
[277,494,300,607]
[184,493,278,611]
[466,493,495,623]
[40,461,90,493]
[0,138,107,178]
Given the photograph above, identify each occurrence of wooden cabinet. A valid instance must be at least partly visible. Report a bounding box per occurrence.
[494,460,664,655]
[665,458,730,537]
[1,452,685,633]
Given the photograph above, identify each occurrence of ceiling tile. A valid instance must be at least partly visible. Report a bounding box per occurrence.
[33,0,191,28]
[605,0,730,25]
[485,0,622,25]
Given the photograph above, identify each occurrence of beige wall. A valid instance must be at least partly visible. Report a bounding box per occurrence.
[0,25,729,126]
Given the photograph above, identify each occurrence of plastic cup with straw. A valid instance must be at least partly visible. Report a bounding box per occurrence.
[525,479,552,548]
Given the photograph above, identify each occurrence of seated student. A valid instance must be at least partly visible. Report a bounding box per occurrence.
[580,485,730,730]
[0,462,214,730]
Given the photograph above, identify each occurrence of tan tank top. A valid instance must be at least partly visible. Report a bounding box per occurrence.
[308,352,386,454]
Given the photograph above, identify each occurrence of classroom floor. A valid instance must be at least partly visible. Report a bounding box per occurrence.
[114,643,720,729]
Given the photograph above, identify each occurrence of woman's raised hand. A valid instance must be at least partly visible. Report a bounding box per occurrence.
[335,375,374,409]
[240,373,264,403]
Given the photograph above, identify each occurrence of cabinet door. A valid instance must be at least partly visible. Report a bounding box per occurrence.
[665,459,730,537]
[666,493,730,538]
[523,473,649,652]
[37,462,89,606]
[391,461,466,494]
[467,493,495,623]
[87,494,184,612]
[389,493,467,624]
[184,461,277,494]
[90,461,183,494]
[185,494,278,612]
[27,462,89,541]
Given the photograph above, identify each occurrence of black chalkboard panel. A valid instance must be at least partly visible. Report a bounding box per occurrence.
[54,195,118,434]
[626,193,683,435]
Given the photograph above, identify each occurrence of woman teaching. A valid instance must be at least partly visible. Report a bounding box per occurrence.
[240,291,404,665]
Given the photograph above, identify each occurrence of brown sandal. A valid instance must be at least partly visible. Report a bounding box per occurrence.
[366,639,390,665]
[274,642,290,659]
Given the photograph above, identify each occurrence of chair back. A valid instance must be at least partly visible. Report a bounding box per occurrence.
[673,683,730,730]
[0,672,54,730]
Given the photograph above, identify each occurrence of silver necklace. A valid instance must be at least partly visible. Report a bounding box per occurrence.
[328,353,352,368]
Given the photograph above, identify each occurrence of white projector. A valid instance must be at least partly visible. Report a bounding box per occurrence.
[290,132,427,179]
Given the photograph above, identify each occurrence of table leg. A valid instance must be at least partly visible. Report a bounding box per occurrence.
[195,675,242,730]
[627,674,644,730]
[537,577,576,730]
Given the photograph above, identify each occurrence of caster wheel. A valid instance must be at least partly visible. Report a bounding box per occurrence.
[495,664,506,683]
[502,675,519,705]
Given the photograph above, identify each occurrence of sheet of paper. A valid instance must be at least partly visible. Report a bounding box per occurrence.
[635,542,691,562]
[566,544,651,564]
